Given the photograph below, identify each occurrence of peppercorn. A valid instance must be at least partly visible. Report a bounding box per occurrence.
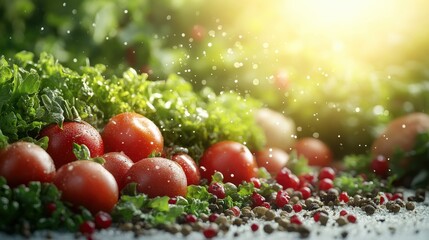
[336,216,348,226]
[264,210,276,221]
[363,204,375,215]
[263,224,275,234]
[406,202,415,211]
[319,212,329,226]
[389,204,401,213]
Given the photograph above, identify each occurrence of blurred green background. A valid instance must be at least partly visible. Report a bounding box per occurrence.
[1,0,428,158]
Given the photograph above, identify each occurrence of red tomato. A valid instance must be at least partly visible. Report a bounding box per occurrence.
[171,153,201,186]
[102,152,134,190]
[54,160,118,213]
[0,142,56,187]
[124,157,187,198]
[102,113,164,162]
[254,147,289,176]
[294,137,333,167]
[39,121,104,169]
[199,141,257,186]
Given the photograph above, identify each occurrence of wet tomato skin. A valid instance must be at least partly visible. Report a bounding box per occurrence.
[124,157,187,198]
[102,152,134,190]
[171,153,201,186]
[199,141,257,186]
[102,112,164,162]
[39,121,104,169]
[254,147,289,176]
[54,160,118,214]
[0,142,56,187]
[294,137,333,167]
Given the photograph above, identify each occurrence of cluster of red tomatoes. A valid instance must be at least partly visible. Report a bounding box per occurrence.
[0,111,339,216]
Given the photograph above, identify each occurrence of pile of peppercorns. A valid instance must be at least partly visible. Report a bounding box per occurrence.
[107,167,426,239]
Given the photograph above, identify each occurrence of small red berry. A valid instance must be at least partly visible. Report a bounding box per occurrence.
[203,227,217,238]
[313,211,321,222]
[45,202,57,216]
[290,215,302,225]
[251,223,259,231]
[339,209,348,216]
[293,204,302,213]
[208,182,226,199]
[371,155,389,178]
[208,213,219,222]
[385,193,393,200]
[80,221,95,235]
[339,192,349,203]
[275,190,290,208]
[230,206,241,217]
[168,197,177,204]
[185,214,198,223]
[250,177,261,188]
[318,167,336,180]
[251,192,265,207]
[276,167,300,190]
[261,202,271,209]
[392,192,403,201]
[94,211,112,229]
[347,214,357,223]
[299,186,312,200]
[318,178,334,191]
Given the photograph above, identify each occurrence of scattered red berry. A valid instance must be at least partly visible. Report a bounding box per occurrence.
[339,209,348,216]
[276,168,300,190]
[275,190,290,208]
[203,227,217,238]
[250,177,261,188]
[94,211,112,229]
[339,192,349,203]
[168,197,177,204]
[208,182,226,199]
[79,220,95,235]
[261,202,271,209]
[290,215,302,225]
[318,167,336,180]
[299,186,312,200]
[230,206,241,217]
[45,202,57,216]
[392,192,403,201]
[318,178,334,191]
[185,214,198,223]
[347,214,357,223]
[293,204,302,213]
[251,192,266,207]
[313,211,321,222]
[251,223,259,231]
[385,193,393,201]
[208,213,219,222]
[371,155,389,178]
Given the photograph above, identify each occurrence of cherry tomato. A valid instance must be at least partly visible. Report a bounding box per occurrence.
[254,147,289,176]
[0,142,56,187]
[294,137,333,167]
[54,160,118,213]
[102,113,164,162]
[102,152,134,190]
[199,141,257,186]
[276,167,300,190]
[39,121,104,169]
[124,157,187,198]
[171,153,200,186]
